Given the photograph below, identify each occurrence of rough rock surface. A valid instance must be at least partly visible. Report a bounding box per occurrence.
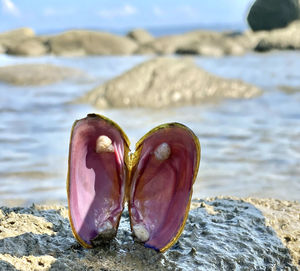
[6,38,48,56]
[0,197,299,270]
[127,28,154,44]
[0,64,86,86]
[82,57,261,108]
[48,30,138,56]
[247,0,300,31]
[254,20,300,51]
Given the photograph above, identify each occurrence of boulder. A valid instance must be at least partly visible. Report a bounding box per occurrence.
[136,31,248,56]
[0,64,86,86]
[0,44,5,54]
[127,28,154,44]
[176,31,247,56]
[6,38,48,56]
[247,0,300,31]
[254,20,300,51]
[48,30,138,56]
[0,28,35,50]
[81,57,261,109]
[0,197,299,270]
[135,35,186,55]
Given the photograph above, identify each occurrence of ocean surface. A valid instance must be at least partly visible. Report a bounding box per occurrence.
[0,52,299,207]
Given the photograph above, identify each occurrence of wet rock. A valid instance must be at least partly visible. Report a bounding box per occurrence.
[0,28,35,50]
[0,64,86,86]
[6,38,48,56]
[247,0,300,31]
[127,28,154,44]
[254,20,300,51]
[48,30,138,56]
[0,198,299,270]
[81,57,261,108]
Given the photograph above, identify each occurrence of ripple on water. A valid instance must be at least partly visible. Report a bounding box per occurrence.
[0,53,300,206]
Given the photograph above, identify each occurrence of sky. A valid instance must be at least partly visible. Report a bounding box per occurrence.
[0,0,255,34]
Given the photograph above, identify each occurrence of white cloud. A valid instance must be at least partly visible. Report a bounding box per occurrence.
[97,4,137,19]
[43,7,75,17]
[153,6,163,17]
[1,0,20,16]
[179,5,198,19]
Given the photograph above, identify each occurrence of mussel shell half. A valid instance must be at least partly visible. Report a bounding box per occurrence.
[129,123,200,252]
[67,114,130,248]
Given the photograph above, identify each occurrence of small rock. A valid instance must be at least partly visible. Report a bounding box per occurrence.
[127,28,154,44]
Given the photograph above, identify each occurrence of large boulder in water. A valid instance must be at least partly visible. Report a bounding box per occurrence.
[0,64,86,86]
[247,0,300,31]
[48,30,138,56]
[81,57,261,109]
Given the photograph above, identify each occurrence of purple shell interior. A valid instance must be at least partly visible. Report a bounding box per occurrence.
[129,126,198,251]
[68,116,126,246]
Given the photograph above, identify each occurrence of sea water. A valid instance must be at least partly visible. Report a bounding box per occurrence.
[0,52,299,206]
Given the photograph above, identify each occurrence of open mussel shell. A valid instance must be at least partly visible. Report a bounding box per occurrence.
[67,113,130,248]
[129,123,200,252]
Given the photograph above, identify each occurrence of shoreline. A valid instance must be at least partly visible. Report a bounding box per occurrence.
[1,197,299,270]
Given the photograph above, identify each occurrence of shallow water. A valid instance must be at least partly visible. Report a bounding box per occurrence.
[0,52,299,206]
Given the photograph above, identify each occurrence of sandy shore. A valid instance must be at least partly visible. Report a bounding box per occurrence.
[0,197,299,270]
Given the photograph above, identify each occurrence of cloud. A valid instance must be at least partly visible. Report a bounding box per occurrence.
[97,4,137,19]
[153,6,163,17]
[43,7,75,17]
[1,0,20,16]
[178,5,198,19]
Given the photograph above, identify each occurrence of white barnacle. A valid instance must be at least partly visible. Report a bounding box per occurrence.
[96,135,114,153]
[133,224,149,242]
[154,142,171,161]
[98,220,113,232]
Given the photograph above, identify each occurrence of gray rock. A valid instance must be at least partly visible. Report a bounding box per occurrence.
[254,20,300,51]
[0,28,35,50]
[247,0,300,31]
[81,57,261,109]
[48,30,138,56]
[0,197,299,270]
[0,64,86,86]
[127,28,154,44]
[6,38,48,56]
